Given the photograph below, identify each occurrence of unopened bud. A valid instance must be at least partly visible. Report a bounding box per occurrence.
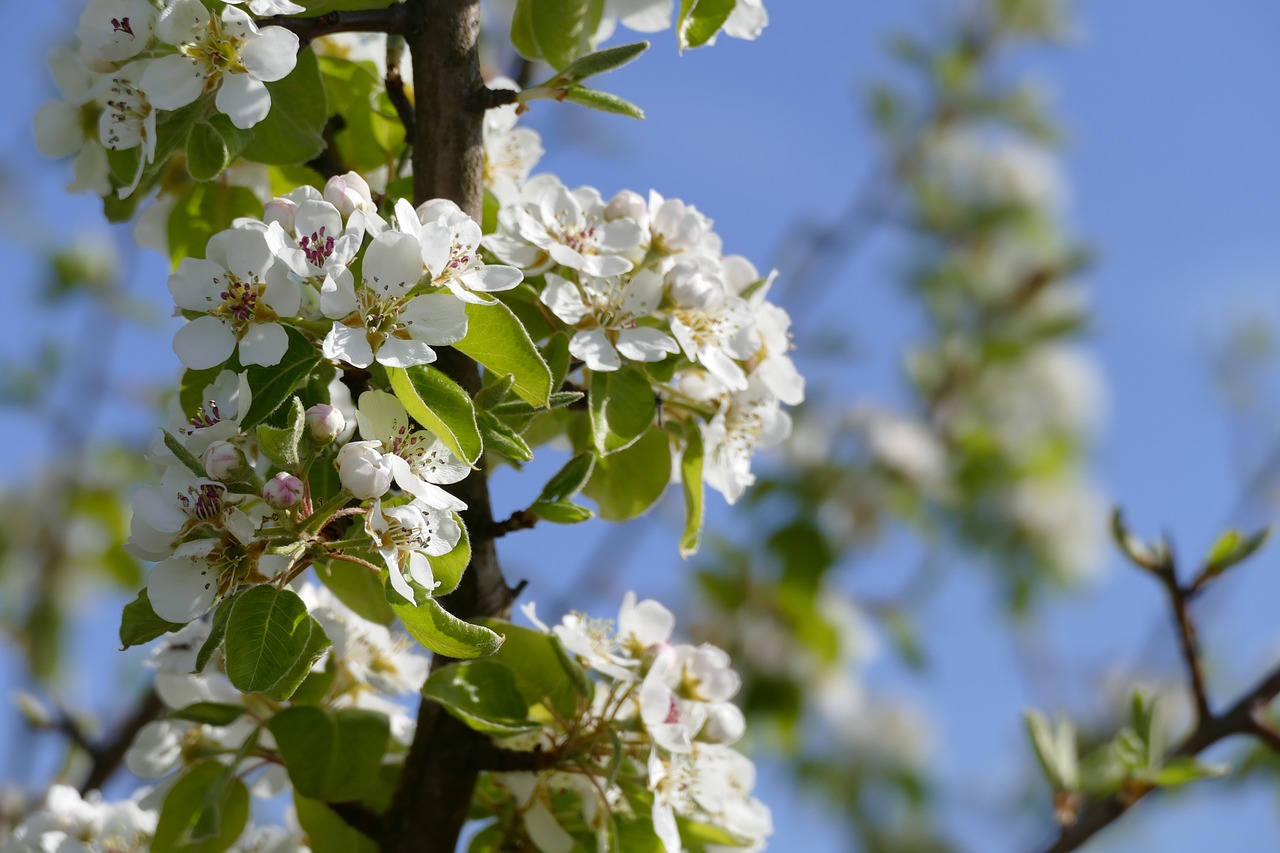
[306,403,346,444]
[263,472,305,508]
[606,189,647,223]
[699,702,746,745]
[324,171,373,218]
[201,441,244,481]
[263,197,298,232]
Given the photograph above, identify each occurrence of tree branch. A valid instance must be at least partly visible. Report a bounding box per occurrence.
[380,2,521,851]
[255,8,408,46]
[1152,559,1212,725]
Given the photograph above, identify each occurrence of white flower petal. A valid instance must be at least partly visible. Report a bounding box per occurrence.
[238,322,289,366]
[174,316,236,370]
[239,26,299,82]
[615,327,680,362]
[216,72,272,129]
[569,328,621,371]
[139,54,206,111]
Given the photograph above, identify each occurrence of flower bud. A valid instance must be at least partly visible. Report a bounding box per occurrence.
[263,472,305,508]
[605,189,647,223]
[306,403,346,444]
[324,171,374,218]
[336,441,393,499]
[201,440,244,481]
[263,196,298,232]
[699,702,746,745]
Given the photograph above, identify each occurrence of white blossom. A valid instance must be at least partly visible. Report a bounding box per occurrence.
[540,270,678,371]
[365,499,460,603]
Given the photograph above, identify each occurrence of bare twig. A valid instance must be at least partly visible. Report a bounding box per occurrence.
[1150,558,1212,725]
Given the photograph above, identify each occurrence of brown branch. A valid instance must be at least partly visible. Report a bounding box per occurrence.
[325,801,385,842]
[1150,559,1212,725]
[491,508,538,538]
[380,3,521,852]
[255,8,408,47]
[385,63,415,146]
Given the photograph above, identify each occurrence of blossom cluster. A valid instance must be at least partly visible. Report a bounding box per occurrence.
[497,593,772,852]
[36,0,305,197]
[131,367,467,622]
[482,107,803,503]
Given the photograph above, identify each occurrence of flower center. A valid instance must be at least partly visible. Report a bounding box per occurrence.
[185,400,225,433]
[111,16,133,36]
[300,227,335,268]
[176,483,226,521]
[215,273,265,326]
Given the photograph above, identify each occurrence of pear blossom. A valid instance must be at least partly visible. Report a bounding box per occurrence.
[336,440,395,499]
[141,0,300,129]
[98,66,158,197]
[486,178,644,277]
[226,0,306,16]
[201,440,244,481]
[353,391,469,511]
[126,466,250,560]
[171,369,251,455]
[76,0,157,70]
[649,191,718,257]
[263,472,304,508]
[169,226,300,369]
[33,101,85,159]
[667,263,758,392]
[702,376,792,504]
[320,229,468,369]
[412,198,525,304]
[365,498,461,603]
[300,583,429,696]
[260,188,365,285]
[0,785,156,853]
[540,270,679,370]
[306,403,346,443]
[483,80,544,204]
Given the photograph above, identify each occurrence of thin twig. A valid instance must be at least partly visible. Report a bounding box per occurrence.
[490,508,538,538]
[1151,560,1212,725]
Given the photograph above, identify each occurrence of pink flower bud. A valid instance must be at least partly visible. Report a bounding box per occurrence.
[336,441,393,499]
[305,403,345,444]
[324,171,373,218]
[201,440,243,481]
[263,197,298,232]
[263,472,305,508]
[699,702,746,745]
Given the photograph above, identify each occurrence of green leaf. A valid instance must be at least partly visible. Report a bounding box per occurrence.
[589,365,656,455]
[428,516,470,596]
[257,397,307,470]
[262,617,332,702]
[477,409,534,462]
[240,47,328,165]
[268,707,390,801]
[529,0,593,69]
[393,598,505,659]
[167,183,263,267]
[186,121,231,182]
[422,660,539,734]
[562,85,646,119]
[1109,508,1166,572]
[314,559,395,625]
[1199,526,1271,582]
[169,702,247,727]
[119,587,185,649]
[480,621,587,720]
[583,426,671,521]
[510,0,541,61]
[295,796,378,853]
[152,761,250,853]
[533,41,649,86]
[677,0,736,49]
[224,586,325,697]
[530,500,593,524]
[679,424,705,557]
[536,453,595,503]
[489,391,583,418]
[317,55,403,172]
[543,332,572,392]
[194,594,236,674]
[387,365,483,466]
[454,301,553,406]
[241,328,323,428]
[1150,755,1229,787]
[474,373,517,410]
[1024,710,1079,791]
[162,429,210,479]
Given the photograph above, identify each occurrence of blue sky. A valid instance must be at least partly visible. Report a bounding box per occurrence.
[4,1,1280,850]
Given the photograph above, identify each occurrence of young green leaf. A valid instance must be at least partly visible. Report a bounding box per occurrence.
[562,85,646,119]
[240,328,324,428]
[1024,710,1079,791]
[421,660,539,734]
[314,559,396,626]
[393,598,505,659]
[477,409,535,462]
[583,426,672,521]
[186,121,231,182]
[529,0,594,70]
[454,301,553,407]
[386,365,484,466]
[168,702,248,727]
[679,424,705,557]
[256,397,307,470]
[536,453,595,504]
[529,500,593,524]
[531,41,649,87]
[678,0,736,49]
[240,47,328,165]
[224,586,326,697]
[152,761,249,852]
[194,592,237,674]
[119,587,185,649]
[1197,526,1271,585]
[479,621,587,720]
[268,707,391,802]
[589,365,656,455]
